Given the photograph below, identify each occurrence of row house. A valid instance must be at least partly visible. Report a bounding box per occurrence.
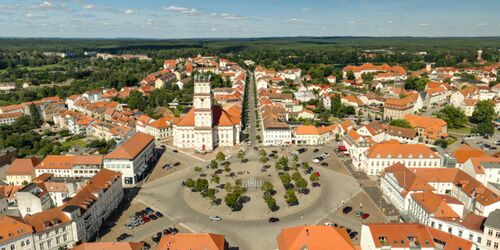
[453,144,489,170]
[53,109,95,135]
[61,169,123,243]
[293,124,336,146]
[277,226,355,250]
[404,114,448,144]
[0,112,23,126]
[462,155,500,187]
[278,68,301,81]
[360,223,473,250]
[24,207,75,250]
[260,104,292,146]
[103,132,155,187]
[342,129,375,166]
[89,121,134,142]
[484,209,500,250]
[144,116,173,140]
[341,95,364,108]
[34,155,103,179]
[357,140,442,176]
[5,158,41,186]
[423,82,453,107]
[0,216,34,250]
[356,121,418,144]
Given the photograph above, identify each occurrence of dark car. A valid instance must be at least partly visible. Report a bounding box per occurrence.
[271,150,278,154]
[149,214,158,220]
[145,207,154,214]
[241,158,249,163]
[141,241,151,250]
[162,164,171,169]
[320,162,329,166]
[173,149,179,153]
[361,213,370,220]
[152,235,162,243]
[268,217,280,223]
[349,231,358,239]
[173,162,181,166]
[142,216,151,223]
[168,226,179,233]
[253,147,258,151]
[298,148,307,153]
[155,211,164,217]
[342,206,353,214]
[313,149,319,153]
[163,228,172,235]
[116,233,131,241]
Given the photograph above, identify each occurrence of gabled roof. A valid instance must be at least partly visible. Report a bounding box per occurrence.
[24,207,71,233]
[366,141,440,159]
[72,242,144,250]
[452,144,487,164]
[105,132,154,160]
[6,157,40,176]
[157,233,225,250]
[411,192,461,219]
[0,216,33,244]
[277,225,354,250]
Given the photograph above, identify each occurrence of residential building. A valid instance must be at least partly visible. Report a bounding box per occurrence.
[157,233,226,250]
[293,125,336,145]
[484,209,500,250]
[343,63,407,80]
[453,144,488,170]
[0,112,23,125]
[383,93,423,120]
[103,132,155,186]
[360,223,473,250]
[404,114,448,143]
[358,140,442,176]
[72,242,144,250]
[0,216,34,250]
[277,225,355,250]
[24,207,75,250]
[34,155,103,179]
[5,158,41,186]
[16,183,53,217]
[144,116,173,140]
[62,169,123,243]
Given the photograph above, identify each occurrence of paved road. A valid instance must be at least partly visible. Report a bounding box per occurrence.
[136,160,362,250]
[246,70,258,145]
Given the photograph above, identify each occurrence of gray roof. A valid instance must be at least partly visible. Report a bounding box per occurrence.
[485,209,500,229]
[481,162,500,169]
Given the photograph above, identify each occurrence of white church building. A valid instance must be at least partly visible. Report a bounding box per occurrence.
[172,76,241,152]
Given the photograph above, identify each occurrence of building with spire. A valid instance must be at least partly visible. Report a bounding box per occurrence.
[172,75,241,152]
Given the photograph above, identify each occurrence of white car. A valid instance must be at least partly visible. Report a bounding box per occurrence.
[209,216,222,221]
[225,155,232,160]
[324,221,333,226]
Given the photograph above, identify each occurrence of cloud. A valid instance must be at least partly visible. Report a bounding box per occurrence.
[418,23,428,26]
[475,23,487,26]
[212,13,243,20]
[387,20,393,24]
[83,5,95,10]
[25,12,46,19]
[301,7,312,12]
[38,1,53,9]
[125,9,134,14]
[163,5,199,16]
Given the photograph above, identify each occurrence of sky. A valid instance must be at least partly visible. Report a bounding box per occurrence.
[0,0,499,38]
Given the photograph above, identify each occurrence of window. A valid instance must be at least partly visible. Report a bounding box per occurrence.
[26,239,30,245]
[477,237,482,243]
[438,224,442,230]
[495,242,499,249]
[9,245,14,250]
[448,227,453,233]
[458,230,462,237]
[487,240,492,247]
[489,230,494,236]
[496,232,500,238]
[431,222,435,227]
[469,234,473,240]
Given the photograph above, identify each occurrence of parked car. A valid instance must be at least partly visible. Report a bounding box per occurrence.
[163,164,172,169]
[125,223,135,230]
[145,207,154,214]
[268,217,280,223]
[116,233,131,241]
[173,149,179,153]
[141,241,151,250]
[320,162,329,166]
[241,158,249,163]
[155,211,164,217]
[152,234,162,243]
[149,214,158,220]
[209,216,222,221]
[313,148,319,153]
[342,206,353,214]
[168,226,179,233]
[142,216,151,223]
[324,221,334,226]
[298,148,307,153]
[349,231,358,239]
[356,211,364,217]
[163,228,172,235]
[225,155,232,160]
[361,213,370,220]
[173,162,181,166]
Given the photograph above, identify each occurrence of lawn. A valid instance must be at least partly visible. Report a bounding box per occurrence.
[62,139,87,148]
[448,127,472,135]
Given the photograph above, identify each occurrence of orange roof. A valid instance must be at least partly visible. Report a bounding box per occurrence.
[157,233,225,250]
[147,116,172,129]
[452,144,487,164]
[367,142,439,159]
[412,168,500,206]
[24,207,71,233]
[343,63,406,75]
[426,227,473,250]
[6,157,40,176]
[340,120,353,131]
[0,185,22,199]
[277,225,354,250]
[72,242,144,250]
[0,216,33,245]
[411,192,461,219]
[105,132,154,160]
[295,124,336,135]
[36,155,103,170]
[468,155,500,174]
[382,163,434,195]
[173,106,240,127]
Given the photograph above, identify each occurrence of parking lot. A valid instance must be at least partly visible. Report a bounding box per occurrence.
[463,135,500,154]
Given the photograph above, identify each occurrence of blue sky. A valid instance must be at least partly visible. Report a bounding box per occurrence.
[0,0,499,38]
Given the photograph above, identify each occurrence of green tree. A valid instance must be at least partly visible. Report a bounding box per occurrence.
[126,90,147,110]
[280,173,292,187]
[224,192,239,209]
[210,175,220,184]
[237,149,246,160]
[434,138,449,148]
[389,119,413,128]
[261,181,274,193]
[203,188,216,200]
[404,76,428,91]
[259,156,269,163]
[263,195,277,211]
[436,105,468,128]
[471,100,496,124]
[185,178,195,188]
[194,178,209,192]
[210,160,218,169]
[28,103,42,127]
[258,149,267,156]
[310,173,319,182]
[346,70,355,80]
[284,189,298,205]
[216,152,226,161]
[472,122,494,136]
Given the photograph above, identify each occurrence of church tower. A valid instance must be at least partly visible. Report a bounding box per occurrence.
[193,75,214,152]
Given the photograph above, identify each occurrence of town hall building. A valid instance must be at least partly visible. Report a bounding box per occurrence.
[172,76,241,152]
